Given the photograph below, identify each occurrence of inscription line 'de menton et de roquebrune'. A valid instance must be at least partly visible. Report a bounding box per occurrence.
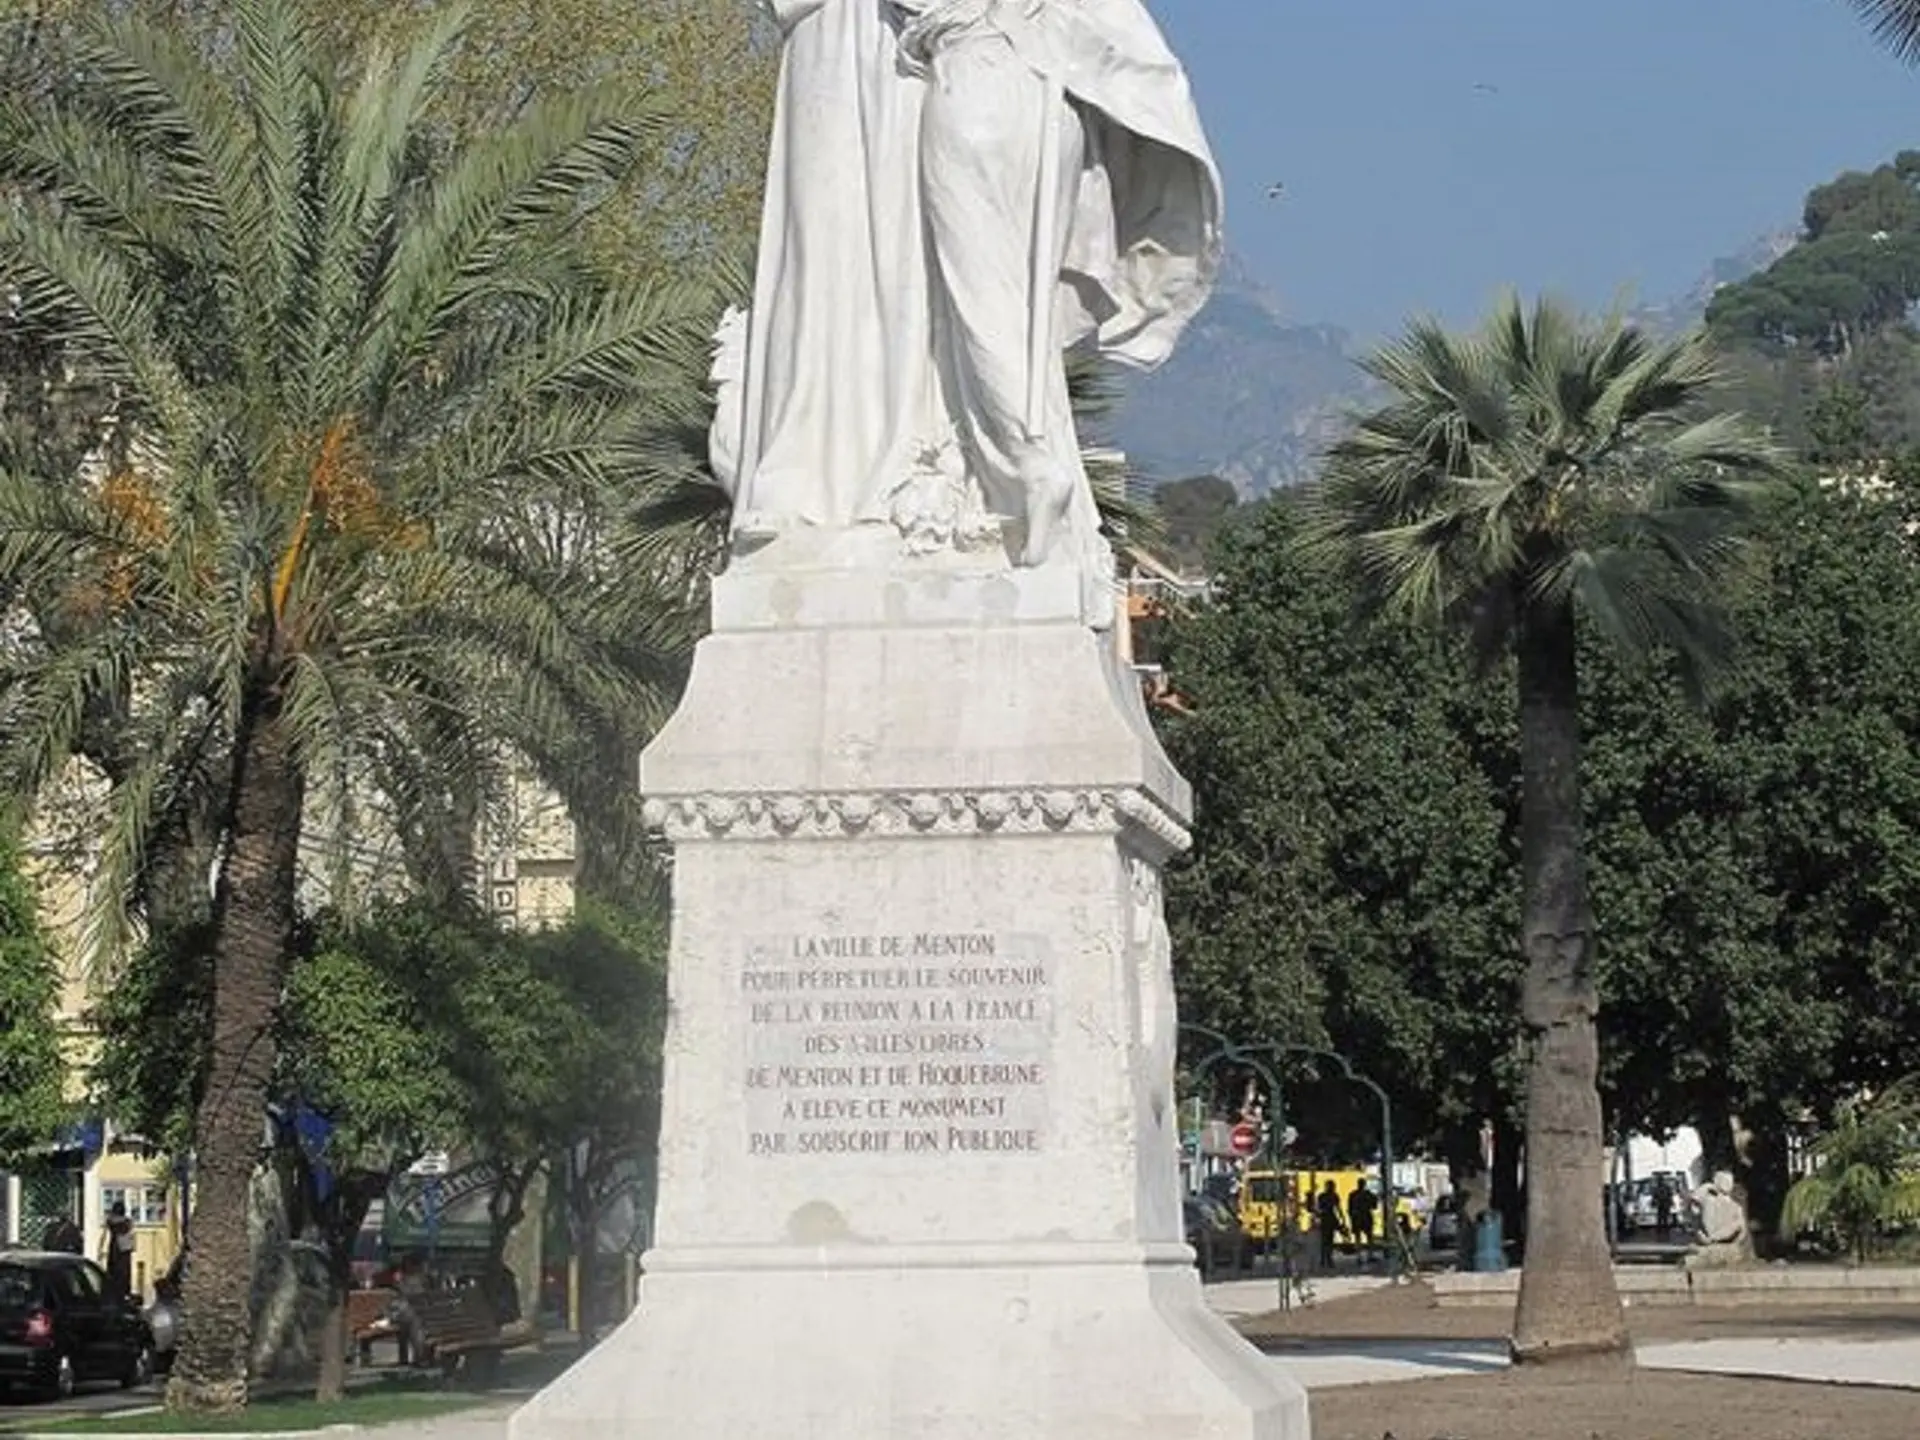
[743,931,1050,1159]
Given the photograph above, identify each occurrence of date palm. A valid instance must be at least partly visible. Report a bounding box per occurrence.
[0,0,709,1410]
[1303,294,1782,1362]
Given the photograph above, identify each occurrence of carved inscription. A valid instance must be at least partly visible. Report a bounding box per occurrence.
[742,931,1050,1158]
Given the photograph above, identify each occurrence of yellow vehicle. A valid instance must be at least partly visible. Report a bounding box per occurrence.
[1238,1168,1424,1245]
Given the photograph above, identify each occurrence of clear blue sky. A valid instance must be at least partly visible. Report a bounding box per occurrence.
[1154,0,1920,340]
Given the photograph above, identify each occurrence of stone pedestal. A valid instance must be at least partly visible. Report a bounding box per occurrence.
[509,539,1307,1440]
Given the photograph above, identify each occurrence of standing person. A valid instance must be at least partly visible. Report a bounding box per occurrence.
[1314,1180,1345,1271]
[99,1201,136,1300]
[1652,1174,1676,1236]
[1347,1182,1379,1259]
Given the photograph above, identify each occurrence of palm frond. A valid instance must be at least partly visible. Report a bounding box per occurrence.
[1,195,188,422]
[357,85,667,412]
[1849,0,1920,65]
[1779,1173,1838,1240]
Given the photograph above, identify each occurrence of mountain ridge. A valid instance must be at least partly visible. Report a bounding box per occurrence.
[1112,231,1799,497]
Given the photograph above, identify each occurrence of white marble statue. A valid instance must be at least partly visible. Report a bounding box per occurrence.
[1687,1169,1751,1266]
[711,0,1222,577]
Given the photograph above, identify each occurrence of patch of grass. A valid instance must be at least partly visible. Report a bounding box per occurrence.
[29,1388,493,1434]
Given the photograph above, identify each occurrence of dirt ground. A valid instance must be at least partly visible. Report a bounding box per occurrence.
[1237,1282,1920,1440]
[1307,1361,1920,1440]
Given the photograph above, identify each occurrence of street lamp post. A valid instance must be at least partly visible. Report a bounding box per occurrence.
[1178,1025,1401,1286]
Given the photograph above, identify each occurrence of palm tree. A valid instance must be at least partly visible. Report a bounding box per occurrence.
[0,0,710,1410]
[1303,294,1782,1362]
[1849,1,1920,63]
[1781,1082,1920,1261]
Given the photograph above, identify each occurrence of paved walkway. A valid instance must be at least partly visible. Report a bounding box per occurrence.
[1260,1339,1509,1389]
[1638,1336,1920,1390]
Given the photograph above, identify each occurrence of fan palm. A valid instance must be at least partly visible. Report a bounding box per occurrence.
[0,0,711,1410]
[1303,293,1783,1363]
[1849,1,1920,64]
[1781,1081,1920,1261]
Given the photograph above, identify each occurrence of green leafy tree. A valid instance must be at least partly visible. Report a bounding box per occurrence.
[1153,475,1239,575]
[1780,1081,1920,1260]
[1302,295,1782,1362]
[1698,472,1920,1222]
[1160,497,1522,1175]
[521,901,668,1327]
[88,926,212,1160]
[0,817,67,1164]
[0,0,709,1410]
[279,913,470,1402]
[1707,230,1920,356]
[1706,151,1920,359]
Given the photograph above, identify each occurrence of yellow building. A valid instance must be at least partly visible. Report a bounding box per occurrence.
[2,765,187,1297]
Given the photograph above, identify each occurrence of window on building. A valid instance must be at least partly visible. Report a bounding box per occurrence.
[99,1184,169,1227]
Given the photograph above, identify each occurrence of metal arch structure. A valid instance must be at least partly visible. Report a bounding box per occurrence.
[1178,1023,1399,1278]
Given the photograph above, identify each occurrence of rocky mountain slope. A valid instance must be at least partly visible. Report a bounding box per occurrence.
[1109,255,1369,498]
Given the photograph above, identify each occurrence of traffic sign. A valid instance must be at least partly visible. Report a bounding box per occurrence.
[1229,1121,1260,1158]
[1198,1120,1237,1158]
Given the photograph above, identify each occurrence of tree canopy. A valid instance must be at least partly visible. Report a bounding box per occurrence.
[0,818,68,1166]
[1162,462,1920,1236]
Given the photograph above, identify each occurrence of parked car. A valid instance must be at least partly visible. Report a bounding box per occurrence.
[0,1250,155,1402]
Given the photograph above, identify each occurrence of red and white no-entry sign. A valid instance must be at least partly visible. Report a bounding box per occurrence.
[1229,1121,1260,1158]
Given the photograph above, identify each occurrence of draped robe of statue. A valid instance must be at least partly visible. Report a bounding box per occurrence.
[722,0,940,539]
[717,0,1223,580]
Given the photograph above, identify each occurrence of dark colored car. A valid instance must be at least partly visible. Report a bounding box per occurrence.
[1425,1194,1461,1252]
[1183,1194,1248,1277]
[0,1251,155,1401]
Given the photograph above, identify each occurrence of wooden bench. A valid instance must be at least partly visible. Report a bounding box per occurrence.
[402,1287,537,1386]
[348,1288,397,1366]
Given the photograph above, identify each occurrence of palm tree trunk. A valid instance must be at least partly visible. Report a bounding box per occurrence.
[1509,602,1627,1363]
[167,696,305,1414]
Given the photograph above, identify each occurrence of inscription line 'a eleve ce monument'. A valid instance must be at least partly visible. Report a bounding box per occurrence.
[510,0,1308,1436]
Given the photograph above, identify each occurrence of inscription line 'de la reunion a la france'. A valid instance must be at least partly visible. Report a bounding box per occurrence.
[742,931,1050,1159]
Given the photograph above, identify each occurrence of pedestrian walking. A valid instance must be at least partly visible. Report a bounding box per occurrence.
[1314,1179,1345,1271]
[1347,1182,1379,1258]
[99,1201,136,1300]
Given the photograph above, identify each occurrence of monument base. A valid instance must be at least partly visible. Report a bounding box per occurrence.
[510,1246,1302,1439]
[509,544,1306,1440]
